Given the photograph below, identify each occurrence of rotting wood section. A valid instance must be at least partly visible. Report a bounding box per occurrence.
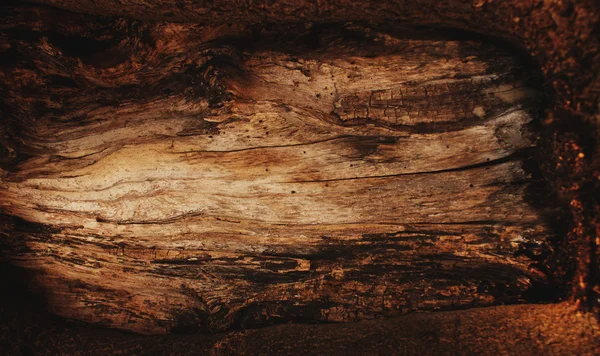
[0,273,598,356]
[0,7,557,334]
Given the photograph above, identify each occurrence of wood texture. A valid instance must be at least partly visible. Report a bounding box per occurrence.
[1,273,599,356]
[0,8,555,334]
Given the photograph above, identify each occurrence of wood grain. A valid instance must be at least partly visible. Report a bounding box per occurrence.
[0,10,553,334]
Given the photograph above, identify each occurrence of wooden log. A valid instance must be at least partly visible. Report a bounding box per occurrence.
[0,7,559,334]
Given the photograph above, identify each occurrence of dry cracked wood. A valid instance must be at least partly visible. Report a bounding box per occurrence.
[0,9,553,334]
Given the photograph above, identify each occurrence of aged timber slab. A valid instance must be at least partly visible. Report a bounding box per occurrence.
[0,7,552,334]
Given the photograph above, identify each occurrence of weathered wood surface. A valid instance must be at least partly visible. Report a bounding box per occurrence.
[0,8,553,334]
[22,0,600,323]
[2,272,599,356]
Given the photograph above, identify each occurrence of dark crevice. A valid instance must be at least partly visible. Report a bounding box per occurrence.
[281,148,535,184]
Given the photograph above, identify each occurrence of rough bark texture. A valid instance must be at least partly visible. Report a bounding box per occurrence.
[0,5,559,334]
